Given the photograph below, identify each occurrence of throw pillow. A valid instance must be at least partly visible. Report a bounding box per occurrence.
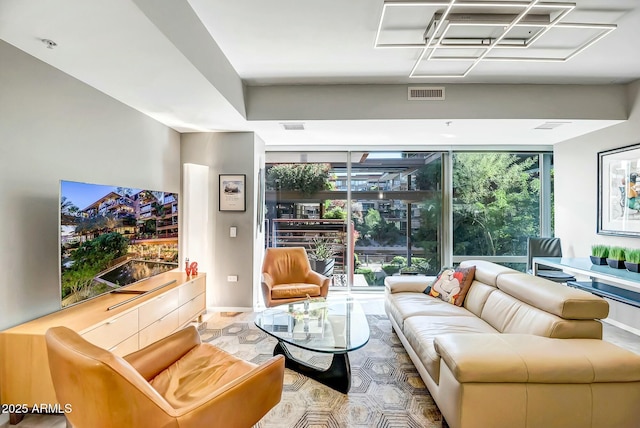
[424,265,476,306]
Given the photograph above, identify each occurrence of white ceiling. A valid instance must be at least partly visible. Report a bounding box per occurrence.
[2,0,640,148]
[191,0,640,85]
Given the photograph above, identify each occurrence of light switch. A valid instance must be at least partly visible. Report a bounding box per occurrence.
[227,275,238,282]
[230,226,237,237]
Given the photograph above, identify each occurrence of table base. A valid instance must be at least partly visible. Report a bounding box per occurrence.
[273,341,351,393]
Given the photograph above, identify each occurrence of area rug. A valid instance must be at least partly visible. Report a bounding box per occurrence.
[199,314,444,428]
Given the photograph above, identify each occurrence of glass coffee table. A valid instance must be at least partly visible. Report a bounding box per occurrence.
[254,296,370,393]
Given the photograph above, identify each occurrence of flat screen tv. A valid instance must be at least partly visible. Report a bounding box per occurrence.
[60,180,179,308]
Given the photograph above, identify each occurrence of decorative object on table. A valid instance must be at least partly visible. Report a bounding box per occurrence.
[188,261,198,276]
[598,143,640,237]
[624,248,640,273]
[219,174,246,211]
[607,246,626,269]
[308,237,337,277]
[590,244,609,265]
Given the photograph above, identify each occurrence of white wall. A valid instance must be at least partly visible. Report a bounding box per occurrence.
[555,79,640,332]
[180,132,264,311]
[0,41,180,331]
[555,79,640,256]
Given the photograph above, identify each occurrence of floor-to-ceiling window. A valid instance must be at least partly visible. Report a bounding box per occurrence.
[264,150,553,288]
[451,152,553,270]
[265,151,443,290]
[349,152,442,288]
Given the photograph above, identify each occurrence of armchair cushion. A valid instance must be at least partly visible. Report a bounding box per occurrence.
[271,283,322,299]
[151,343,256,408]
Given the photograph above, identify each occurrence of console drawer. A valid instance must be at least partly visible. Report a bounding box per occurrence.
[81,309,139,351]
[179,293,206,326]
[138,308,180,348]
[108,333,139,357]
[139,287,180,329]
[179,276,205,305]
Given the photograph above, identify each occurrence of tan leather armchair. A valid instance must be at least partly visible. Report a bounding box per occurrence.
[261,247,330,307]
[45,325,284,428]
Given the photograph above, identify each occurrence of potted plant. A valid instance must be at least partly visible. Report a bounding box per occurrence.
[624,249,640,273]
[590,245,609,265]
[399,265,420,275]
[309,238,337,276]
[607,246,626,269]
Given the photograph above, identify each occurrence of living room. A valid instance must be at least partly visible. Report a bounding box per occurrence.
[1,1,640,427]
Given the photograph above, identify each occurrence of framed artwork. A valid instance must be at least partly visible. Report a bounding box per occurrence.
[219,174,246,212]
[598,143,640,237]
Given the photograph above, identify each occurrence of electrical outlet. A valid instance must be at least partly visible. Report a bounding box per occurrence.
[227,275,238,282]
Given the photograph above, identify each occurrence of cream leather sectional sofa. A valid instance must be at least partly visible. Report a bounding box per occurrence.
[385,260,640,428]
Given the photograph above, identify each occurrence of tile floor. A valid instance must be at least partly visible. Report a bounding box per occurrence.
[2,292,638,428]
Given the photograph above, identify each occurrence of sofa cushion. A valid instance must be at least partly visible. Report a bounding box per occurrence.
[459,260,518,287]
[403,315,498,384]
[462,280,495,318]
[386,293,475,330]
[497,273,609,320]
[481,289,603,339]
[434,334,640,384]
[384,275,434,293]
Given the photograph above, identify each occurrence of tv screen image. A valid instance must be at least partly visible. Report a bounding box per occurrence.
[60,180,179,307]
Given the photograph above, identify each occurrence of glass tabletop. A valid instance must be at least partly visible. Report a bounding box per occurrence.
[254,296,370,354]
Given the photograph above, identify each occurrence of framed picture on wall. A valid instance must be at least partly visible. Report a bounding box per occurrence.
[219,174,246,212]
[598,143,640,237]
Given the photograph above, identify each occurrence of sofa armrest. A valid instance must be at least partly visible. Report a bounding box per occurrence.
[434,333,640,384]
[384,275,433,293]
[124,325,201,381]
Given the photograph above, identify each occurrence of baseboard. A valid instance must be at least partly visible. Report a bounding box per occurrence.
[207,306,253,313]
[603,317,640,336]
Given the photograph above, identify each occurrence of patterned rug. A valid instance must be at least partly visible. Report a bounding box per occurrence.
[199,313,443,428]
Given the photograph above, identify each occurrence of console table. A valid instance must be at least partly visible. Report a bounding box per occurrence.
[0,271,206,424]
[533,257,640,331]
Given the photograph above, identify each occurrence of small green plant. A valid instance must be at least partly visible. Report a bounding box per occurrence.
[309,237,337,261]
[608,246,626,261]
[354,267,375,285]
[625,249,640,264]
[591,244,609,258]
[400,266,420,274]
[381,264,400,275]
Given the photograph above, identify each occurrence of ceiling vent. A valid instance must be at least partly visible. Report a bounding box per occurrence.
[281,122,305,131]
[408,87,445,101]
[534,121,570,130]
